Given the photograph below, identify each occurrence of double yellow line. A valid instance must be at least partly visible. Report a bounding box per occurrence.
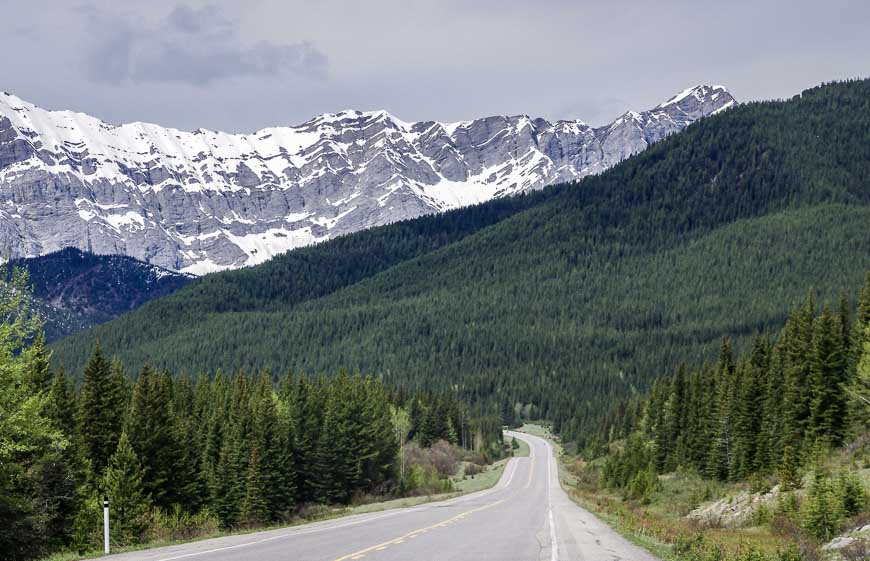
[331,499,505,561]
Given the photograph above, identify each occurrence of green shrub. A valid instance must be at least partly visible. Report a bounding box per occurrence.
[624,467,660,504]
[802,474,842,541]
[835,471,868,517]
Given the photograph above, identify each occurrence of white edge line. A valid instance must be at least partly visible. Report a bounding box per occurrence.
[150,454,520,561]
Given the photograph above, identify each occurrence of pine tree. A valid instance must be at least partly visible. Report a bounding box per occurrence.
[808,307,849,446]
[171,374,206,512]
[757,346,786,472]
[314,373,357,503]
[778,445,801,491]
[802,473,842,542]
[733,336,768,478]
[211,438,243,527]
[836,471,868,517]
[24,333,52,394]
[46,368,76,431]
[287,376,324,504]
[102,432,151,545]
[77,344,127,477]
[849,273,870,370]
[240,447,269,527]
[850,324,870,431]
[28,368,84,552]
[657,365,687,472]
[781,296,815,455]
[125,366,184,509]
[707,341,738,480]
[250,372,292,520]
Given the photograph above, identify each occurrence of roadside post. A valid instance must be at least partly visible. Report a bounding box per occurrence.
[103,495,110,554]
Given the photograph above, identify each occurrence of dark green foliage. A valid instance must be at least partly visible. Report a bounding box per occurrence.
[77,345,127,477]
[24,333,51,393]
[836,471,868,517]
[802,473,842,541]
[125,367,185,509]
[778,446,801,492]
[809,308,849,446]
[53,79,870,445]
[101,432,151,545]
[10,248,192,341]
[240,447,269,527]
[3,338,499,560]
[593,278,870,496]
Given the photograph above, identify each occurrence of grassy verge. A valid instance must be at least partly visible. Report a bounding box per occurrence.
[453,455,510,493]
[508,435,531,457]
[516,424,774,560]
[42,454,511,561]
[520,424,870,561]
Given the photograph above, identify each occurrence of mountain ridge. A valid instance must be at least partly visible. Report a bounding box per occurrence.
[49,78,870,443]
[0,85,734,274]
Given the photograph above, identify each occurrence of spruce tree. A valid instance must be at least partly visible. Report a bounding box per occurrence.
[808,307,849,446]
[211,438,243,527]
[850,324,870,431]
[102,432,151,545]
[240,447,269,527]
[24,333,52,394]
[778,445,801,491]
[250,372,292,520]
[802,473,842,542]
[46,368,76,431]
[77,344,127,479]
[733,336,768,478]
[706,341,738,480]
[658,365,687,472]
[781,296,815,455]
[288,377,324,503]
[125,366,184,509]
[29,368,84,552]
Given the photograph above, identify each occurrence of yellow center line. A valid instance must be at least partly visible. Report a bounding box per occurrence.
[525,452,535,489]
[330,499,505,561]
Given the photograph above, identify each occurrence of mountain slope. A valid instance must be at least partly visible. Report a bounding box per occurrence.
[8,248,191,340]
[0,85,733,273]
[52,79,870,438]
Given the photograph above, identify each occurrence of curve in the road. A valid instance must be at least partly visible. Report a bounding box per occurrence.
[103,432,658,561]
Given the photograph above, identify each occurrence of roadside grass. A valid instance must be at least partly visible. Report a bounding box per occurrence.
[453,456,510,493]
[511,436,531,457]
[516,423,790,560]
[565,471,792,561]
[517,422,553,438]
[535,424,870,561]
[41,455,511,561]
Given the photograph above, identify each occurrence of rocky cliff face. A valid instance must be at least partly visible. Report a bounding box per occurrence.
[0,86,734,274]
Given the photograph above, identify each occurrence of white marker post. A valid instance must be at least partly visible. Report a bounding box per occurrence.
[103,495,110,554]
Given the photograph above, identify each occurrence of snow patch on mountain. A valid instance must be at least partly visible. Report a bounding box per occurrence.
[0,86,736,274]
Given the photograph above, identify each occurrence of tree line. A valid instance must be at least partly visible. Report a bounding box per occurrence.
[52,79,870,451]
[592,274,870,494]
[0,270,503,561]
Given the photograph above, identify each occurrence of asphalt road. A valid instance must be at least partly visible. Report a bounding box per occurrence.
[105,432,658,561]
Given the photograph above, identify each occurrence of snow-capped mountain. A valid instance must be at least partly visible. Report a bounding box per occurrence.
[0,85,735,274]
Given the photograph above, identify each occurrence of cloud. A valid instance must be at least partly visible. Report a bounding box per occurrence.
[81,3,328,86]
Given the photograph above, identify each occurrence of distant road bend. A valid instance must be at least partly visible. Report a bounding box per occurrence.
[106,432,658,561]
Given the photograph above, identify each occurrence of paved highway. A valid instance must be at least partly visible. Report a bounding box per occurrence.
[106,432,658,561]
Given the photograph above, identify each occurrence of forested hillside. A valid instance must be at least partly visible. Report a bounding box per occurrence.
[6,248,191,340]
[572,279,870,560]
[595,278,870,483]
[0,270,504,560]
[53,79,870,444]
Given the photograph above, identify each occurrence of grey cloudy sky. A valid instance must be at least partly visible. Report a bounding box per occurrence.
[2,0,867,132]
